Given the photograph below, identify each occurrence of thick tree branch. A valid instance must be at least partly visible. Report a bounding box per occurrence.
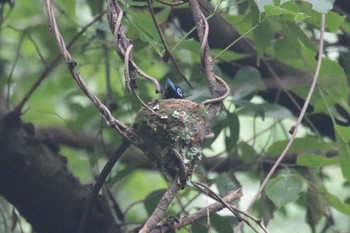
[0,114,119,233]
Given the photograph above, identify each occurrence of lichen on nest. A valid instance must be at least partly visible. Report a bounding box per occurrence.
[131,99,211,186]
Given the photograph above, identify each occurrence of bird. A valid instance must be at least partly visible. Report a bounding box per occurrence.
[164,78,184,99]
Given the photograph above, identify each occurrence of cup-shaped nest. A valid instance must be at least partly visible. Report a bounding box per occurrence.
[132,99,211,184]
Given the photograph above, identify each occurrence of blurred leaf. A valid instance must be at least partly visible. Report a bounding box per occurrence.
[211,214,234,233]
[267,136,332,157]
[335,125,350,182]
[303,0,335,13]
[260,190,276,225]
[238,141,257,163]
[262,0,335,14]
[57,0,76,19]
[212,49,251,62]
[127,10,162,53]
[304,170,328,232]
[216,173,240,197]
[265,174,304,208]
[297,153,338,167]
[264,5,308,22]
[191,219,208,233]
[254,18,274,58]
[225,112,240,152]
[86,0,102,15]
[324,11,346,32]
[326,192,350,216]
[154,7,171,24]
[143,189,166,215]
[317,59,349,110]
[254,0,274,12]
[232,67,264,101]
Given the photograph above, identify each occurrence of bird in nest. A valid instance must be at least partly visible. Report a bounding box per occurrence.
[164,78,184,99]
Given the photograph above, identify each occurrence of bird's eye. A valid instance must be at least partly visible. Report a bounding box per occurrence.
[176,88,183,97]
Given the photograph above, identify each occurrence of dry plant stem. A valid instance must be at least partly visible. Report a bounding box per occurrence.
[45,0,127,136]
[14,11,105,114]
[139,179,181,233]
[234,13,326,233]
[188,0,230,106]
[146,0,193,89]
[107,0,161,94]
[124,44,157,114]
[175,189,243,229]
[201,75,230,105]
[193,182,268,233]
[199,11,209,65]
[77,140,131,233]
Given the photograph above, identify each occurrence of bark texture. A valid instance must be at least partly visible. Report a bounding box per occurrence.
[0,114,119,233]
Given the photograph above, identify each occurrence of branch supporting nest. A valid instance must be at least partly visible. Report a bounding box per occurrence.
[139,179,181,233]
[188,0,230,109]
[107,0,161,96]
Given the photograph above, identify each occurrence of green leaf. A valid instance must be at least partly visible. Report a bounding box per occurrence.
[143,189,166,215]
[267,136,331,157]
[232,67,264,101]
[335,125,350,182]
[86,0,101,16]
[191,219,208,233]
[211,214,235,233]
[215,173,240,197]
[57,0,76,19]
[265,174,304,208]
[317,59,349,110]
[127,10,162,53]
[327,192,350,216]
[296,153,338,167]
[254,0,275,12]
[254,18,274,58]
[324,12,346,32]
[259,191,277,225]
[303,0,335,13]
[212,49,251,62]
[225,112,240,152]
[238,141,257,163]
[305,170,328,232]
[280,0,334,14]
[264,5,308,22]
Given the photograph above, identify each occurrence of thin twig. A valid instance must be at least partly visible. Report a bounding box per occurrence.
[174,188,243,229]
[13,10,106,114]
[6,32,25,110]
[124,44,158,114]
[107,0,161,94]
[188,0,230,108]
[27,33,48,68]
[77,140,131,233]
[146,0,193,89]
[45,0,127,136]
[192,182,268,233]
[234,13,326,233]
[199,11,209,65]
[201,75,230,105]
[148,189,243,232]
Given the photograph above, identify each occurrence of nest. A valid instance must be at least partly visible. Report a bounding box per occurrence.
[131,99,211,186]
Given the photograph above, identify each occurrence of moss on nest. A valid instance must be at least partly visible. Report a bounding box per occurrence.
[132,99,210,184]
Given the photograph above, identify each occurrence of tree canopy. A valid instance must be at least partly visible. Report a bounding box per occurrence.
[0,0,350,232]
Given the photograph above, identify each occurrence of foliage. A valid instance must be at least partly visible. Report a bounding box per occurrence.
[0,0,350,232]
